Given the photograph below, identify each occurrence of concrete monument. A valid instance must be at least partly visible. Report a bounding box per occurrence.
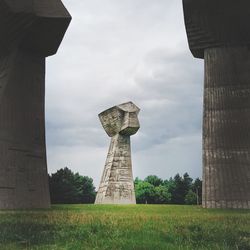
[0,0,71,209]
[183,0,250,208]
[95,102,140,204]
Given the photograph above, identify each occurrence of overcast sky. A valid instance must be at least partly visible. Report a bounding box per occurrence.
[45,0,204,187]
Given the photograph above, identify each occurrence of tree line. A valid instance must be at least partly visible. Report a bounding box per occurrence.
[49,167,202,205]
[135,174,202,205]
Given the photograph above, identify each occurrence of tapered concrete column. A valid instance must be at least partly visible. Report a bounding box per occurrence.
[0,1,71,209]
[95,102,140,204]
[183,0,250,208]
[203,47,250,208]
[0,49,49,209]
[95,134,136,204]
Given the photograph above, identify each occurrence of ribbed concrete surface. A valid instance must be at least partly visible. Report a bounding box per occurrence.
[183,0,250,209]
[0,49,50,209]
[203,47,250,209]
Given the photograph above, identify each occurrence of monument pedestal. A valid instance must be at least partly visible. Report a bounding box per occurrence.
[95,134,136,204]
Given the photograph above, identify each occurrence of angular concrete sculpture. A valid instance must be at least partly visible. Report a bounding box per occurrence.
[183,0,250,209]
[0,1,71,209]
[95,102,140,204]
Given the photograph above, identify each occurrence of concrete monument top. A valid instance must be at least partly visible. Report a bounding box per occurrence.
[183,0,250,58]
[99,101,140,137]
[0,0,71,57]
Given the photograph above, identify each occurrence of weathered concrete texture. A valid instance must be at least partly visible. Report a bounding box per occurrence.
[0,1,71,209]
[95,102,140,204]
[183,0,250,209]
[203,47,250,209]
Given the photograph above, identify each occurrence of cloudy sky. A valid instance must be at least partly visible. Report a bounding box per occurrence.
[45,0,204,187]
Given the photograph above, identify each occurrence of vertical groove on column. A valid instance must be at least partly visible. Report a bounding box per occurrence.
[203,46,250,209]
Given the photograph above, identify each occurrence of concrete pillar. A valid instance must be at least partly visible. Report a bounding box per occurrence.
[0,0,71,209]
[183,0,250,208]
[203,47,250,208]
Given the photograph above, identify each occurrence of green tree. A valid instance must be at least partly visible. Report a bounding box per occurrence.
[49,167,81,204]
[171,174,184,204]
[134,177,141,186]
[49,167,96,204]
[185,190,197,205]
[135,181,155,204]
[144,175,163,187]
[154,185,171,204]
[192,178,202,205]
[81,176,96,203]
[171,173,192,204]
[183,172,193,193]
[164,178,176,197]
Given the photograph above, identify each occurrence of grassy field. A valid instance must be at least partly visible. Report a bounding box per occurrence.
[0,205,249,250]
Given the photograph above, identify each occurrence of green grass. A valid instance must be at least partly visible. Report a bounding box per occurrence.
[0,205,249,250]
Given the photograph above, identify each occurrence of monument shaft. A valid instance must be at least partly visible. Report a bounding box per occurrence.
[0,0,71,209]
[203,46,250,208]
[95,134,136,204]
[183,0,250,209]
[0,49,49,208]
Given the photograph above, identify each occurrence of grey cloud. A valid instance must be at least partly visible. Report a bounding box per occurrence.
[45,0,204,185]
